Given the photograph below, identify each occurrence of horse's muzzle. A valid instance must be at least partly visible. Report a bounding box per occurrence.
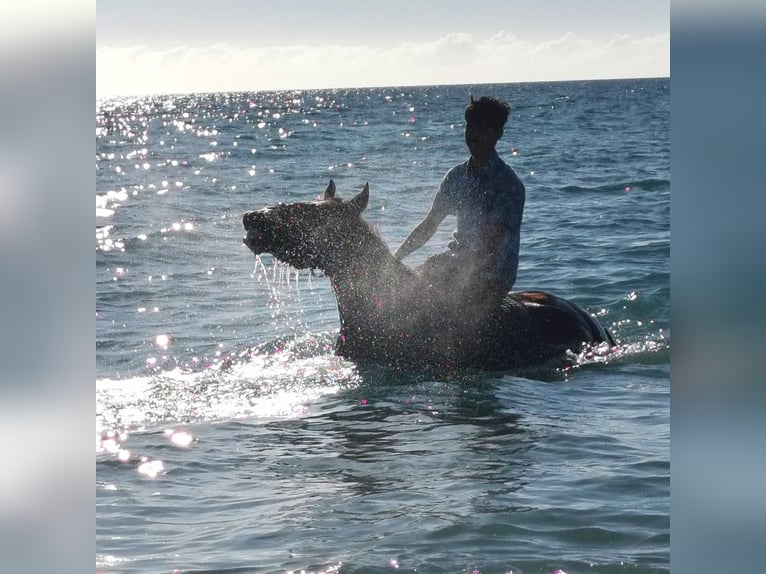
[242,210,266,254]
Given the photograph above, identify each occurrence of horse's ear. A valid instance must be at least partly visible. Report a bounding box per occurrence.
[324,180,336,200]
[348,183,369,215]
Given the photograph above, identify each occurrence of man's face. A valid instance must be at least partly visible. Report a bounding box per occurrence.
[465,121,499,158]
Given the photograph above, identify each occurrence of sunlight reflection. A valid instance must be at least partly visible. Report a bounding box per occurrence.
[164,429,195,448]
[136,458,164,479]
[96,334,360,433]
[286,561,343,574]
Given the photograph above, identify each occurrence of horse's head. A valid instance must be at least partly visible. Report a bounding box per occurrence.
[243,180,371,272]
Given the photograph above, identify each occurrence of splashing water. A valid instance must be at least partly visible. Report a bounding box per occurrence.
[97,333,360,437]
[252,255,313,292]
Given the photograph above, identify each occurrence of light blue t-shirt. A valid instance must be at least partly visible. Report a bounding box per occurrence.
[431,150,525,290]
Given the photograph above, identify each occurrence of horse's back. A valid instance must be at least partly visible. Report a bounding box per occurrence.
[501,290,615,348]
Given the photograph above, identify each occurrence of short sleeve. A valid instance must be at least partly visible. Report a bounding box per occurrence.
[430,170,457,217]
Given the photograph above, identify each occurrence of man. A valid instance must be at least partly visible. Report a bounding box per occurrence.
[394,95,525,310]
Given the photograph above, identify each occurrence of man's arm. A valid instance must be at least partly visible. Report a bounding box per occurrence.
[394,204,448,260]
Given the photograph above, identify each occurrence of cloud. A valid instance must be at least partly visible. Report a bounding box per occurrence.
[474,31,670,83]
[97,31,669,97]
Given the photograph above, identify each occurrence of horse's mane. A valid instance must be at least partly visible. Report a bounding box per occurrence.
[359,215,391,254]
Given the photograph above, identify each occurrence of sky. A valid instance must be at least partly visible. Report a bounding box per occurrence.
[96,0,669,97]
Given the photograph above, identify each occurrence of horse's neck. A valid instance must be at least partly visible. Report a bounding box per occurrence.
[329,233,416,327]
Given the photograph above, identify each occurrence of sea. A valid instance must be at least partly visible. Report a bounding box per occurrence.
[96,78,670,574]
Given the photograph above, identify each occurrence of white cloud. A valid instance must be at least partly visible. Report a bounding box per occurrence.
[97,31,669,97]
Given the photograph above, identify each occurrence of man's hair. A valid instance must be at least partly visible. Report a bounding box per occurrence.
[464,95,511,130]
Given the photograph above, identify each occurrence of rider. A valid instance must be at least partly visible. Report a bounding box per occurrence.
[394,95,525,310]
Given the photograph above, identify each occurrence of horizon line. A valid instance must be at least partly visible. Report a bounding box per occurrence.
[97,75,670,101]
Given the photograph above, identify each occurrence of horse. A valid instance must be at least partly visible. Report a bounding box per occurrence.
[242,180,615,374]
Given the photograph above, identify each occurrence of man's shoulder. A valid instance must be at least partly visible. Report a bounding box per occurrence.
[493,158,525,193]
[445,159,471,178]
[440,160,472,192]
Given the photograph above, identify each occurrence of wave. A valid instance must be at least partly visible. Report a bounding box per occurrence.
[95,319,668,439]
[96,332,360,434]
[561,178,669,194]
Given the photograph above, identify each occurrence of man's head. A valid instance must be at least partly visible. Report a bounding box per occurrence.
[464,96,511,161]
[465,95,510,131]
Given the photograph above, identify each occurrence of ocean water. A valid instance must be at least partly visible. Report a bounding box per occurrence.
[96,79,669,573]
